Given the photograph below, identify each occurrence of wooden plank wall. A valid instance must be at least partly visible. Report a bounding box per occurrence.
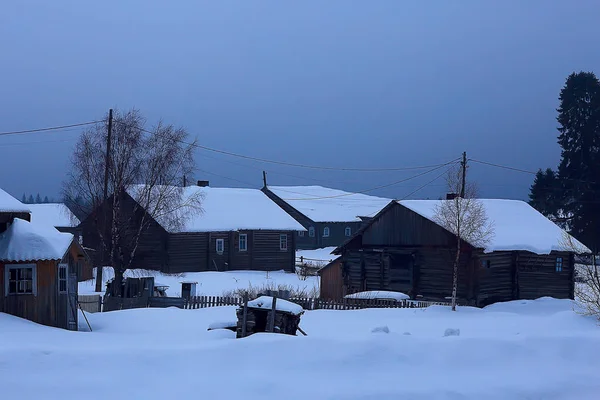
[319,259,344,300]
[476,251,515,306]
[517,251,572,299]
[252,231,295,272]
[167,233,208,273]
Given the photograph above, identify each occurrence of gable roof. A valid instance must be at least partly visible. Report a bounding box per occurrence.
[0,218,74,262]
[127,185,306,233]
[339,199,590,255]
[27,203,79,228]
[266,185,391,223]
[0,188,30,213]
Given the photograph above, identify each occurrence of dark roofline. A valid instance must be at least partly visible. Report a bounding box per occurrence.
[317,256,341,274]
[261,185,314,223]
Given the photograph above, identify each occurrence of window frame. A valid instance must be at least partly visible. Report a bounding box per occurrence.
[555,257,563,272]
[239,234,248,252]
[58,263,68,294]
[298,230,305,237]
[216,238,225,255]
[308,226,315,237]
[5,264,37,296]
[323,226,330,237]
[345,227,352,237]
[279,234,288,251]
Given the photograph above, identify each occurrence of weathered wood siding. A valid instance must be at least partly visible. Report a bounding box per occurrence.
[251,231,295,272]
[319,258,344,300]
[167,233,208,273]
[476,251,515,306]
[517,251,573,300]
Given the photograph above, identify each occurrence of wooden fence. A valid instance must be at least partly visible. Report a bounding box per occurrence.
[184,295,450,310]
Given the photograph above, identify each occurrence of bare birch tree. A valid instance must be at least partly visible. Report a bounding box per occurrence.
[433,165,494,311]
[559,233,599,319]
[63,109,202,293]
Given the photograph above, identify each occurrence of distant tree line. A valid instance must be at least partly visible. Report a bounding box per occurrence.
[21,193,53,204]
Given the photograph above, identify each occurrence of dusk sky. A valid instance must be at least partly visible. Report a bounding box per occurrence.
[2,1,599,202]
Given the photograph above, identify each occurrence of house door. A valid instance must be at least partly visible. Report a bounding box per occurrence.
[388,254,413,295]
[67,272,78,331]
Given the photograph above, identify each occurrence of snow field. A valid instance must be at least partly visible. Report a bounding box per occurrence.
[1,297,600,399]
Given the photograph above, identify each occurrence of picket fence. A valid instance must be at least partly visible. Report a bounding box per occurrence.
[183,295,450,310]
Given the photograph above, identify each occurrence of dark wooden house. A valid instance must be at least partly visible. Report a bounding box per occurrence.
[80,184,306,274]
[262,185,390,250]
[330,199,589,306]
[0,218,88,330]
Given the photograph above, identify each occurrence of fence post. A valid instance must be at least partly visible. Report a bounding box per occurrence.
[241,292,248,338]
[267,296,277,333]
[98,296,103,313]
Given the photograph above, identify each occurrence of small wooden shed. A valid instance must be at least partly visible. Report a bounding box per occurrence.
[318,257,344,300]
[0,218,88,330]
[236,296,304,338]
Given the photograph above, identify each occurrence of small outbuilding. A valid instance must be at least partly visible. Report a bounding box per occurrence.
[236,296,304,338]
[0,218,88,330]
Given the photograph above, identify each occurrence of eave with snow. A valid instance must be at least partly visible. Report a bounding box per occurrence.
[261,185,391,250]
[80,184,306,274]
[327,199,587,306]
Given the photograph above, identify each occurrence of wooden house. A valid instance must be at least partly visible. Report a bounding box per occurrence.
[261,185,390,250]
[80,183,306,274]
[27,203,92,281]
[330,199,589,306]
[0,217,88,330]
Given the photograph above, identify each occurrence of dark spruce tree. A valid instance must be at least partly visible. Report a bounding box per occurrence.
[21,193,27,203]
[27,194,34,204]
[556,71,600,250]
[529,168,561,223]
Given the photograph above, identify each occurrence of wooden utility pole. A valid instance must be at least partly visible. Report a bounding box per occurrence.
[262,170,267,188]
[95,109,113,293]
[460,151,467,198]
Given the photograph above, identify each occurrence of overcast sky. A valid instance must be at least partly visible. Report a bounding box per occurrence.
[1,1,599,202]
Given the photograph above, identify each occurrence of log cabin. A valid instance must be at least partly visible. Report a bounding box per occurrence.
[329,199,590,306]
[80,183,306,273]
[261,185,390,250]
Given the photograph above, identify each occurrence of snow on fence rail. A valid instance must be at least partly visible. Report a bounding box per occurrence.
[183,296,450,310]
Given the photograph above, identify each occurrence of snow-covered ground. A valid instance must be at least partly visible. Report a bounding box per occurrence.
[2,297,600,399]
[296,246,337,266]
[79,267,320,297]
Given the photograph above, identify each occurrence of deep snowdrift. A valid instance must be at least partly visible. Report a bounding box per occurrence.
[1,297,599,399]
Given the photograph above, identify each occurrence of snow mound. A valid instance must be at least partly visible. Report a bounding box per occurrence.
[247,296,304,315]
[444,328,461,337]
[371,326,390,334]
[345,290,410,301]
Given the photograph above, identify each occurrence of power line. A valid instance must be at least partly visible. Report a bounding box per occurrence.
[0,121,101,137]
[280,161,459,201]
[113,119,459,173]
[398,164,454,201]
[468,158,537,175]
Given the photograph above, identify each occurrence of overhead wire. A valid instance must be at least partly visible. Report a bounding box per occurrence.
[0,120,101,137]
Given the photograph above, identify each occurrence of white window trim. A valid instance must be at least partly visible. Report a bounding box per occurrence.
[58,263,68,294]
[239,234,248,252]
[5,264,37,296]
[323,227,330,237]
[555,257,563,272]
[298,230,305,237]
[216,238,225,255]
[345,227,352,237]
[308,227,315,238]
[280,234,288,251]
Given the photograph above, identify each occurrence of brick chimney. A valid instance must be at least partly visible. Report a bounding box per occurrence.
[197,180,209,187]
[446,193,458,200]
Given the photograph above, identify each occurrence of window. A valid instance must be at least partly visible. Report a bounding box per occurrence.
[58,264,68,293]
[239,234,247,252]
[308,226,315,237]
[298,230,305,237]
[345,227,352,237]
[280,234,288,251]
[216,239,224,255]
[323,227,330,237]
[556,257,563,272]
[6,264,36,295]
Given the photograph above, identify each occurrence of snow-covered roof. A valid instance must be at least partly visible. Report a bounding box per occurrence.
[0,218,73,262]
[267,186,391,223]
[398,199,591,255]
[0,188,30,213]
[344,291,410,301]
[127,185,305,233]
[246,296,304,315]
[27,203,79,228]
